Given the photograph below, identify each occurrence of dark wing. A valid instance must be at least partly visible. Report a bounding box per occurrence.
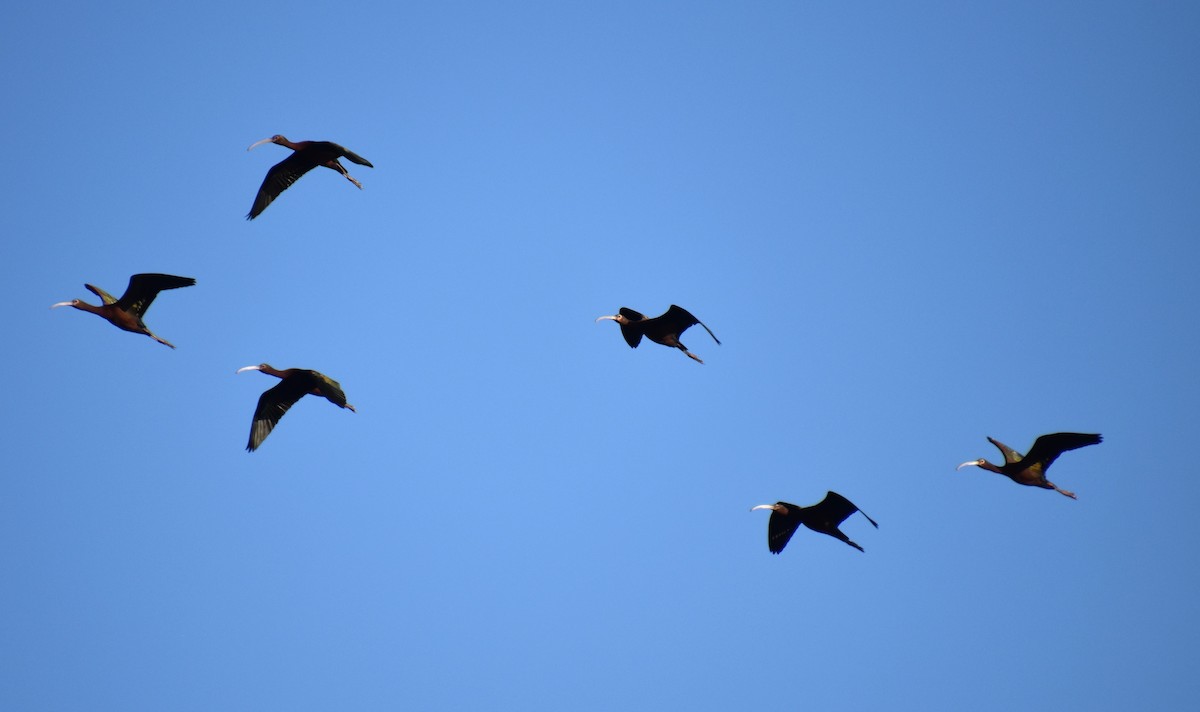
[247,150,322,219]
[339,147,373,167]
[987,437,1024,464]
[619,326,643,348]
[811,491,870,527]
[84,284,119,305]
[661,305,721,344]
[617,308,645,348]
[114,273,196,317]
[311,371,353,409]
[1022,432,1102,469]
[307,141,373,167]
[766,503,804,554]
[246,372,319,452]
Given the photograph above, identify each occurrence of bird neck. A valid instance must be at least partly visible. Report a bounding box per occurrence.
[72,300,107,316]
[977,460,1006,475]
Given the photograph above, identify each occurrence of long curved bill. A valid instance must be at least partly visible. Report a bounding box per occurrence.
[956,460,981,470]
[247,138,275,151]
[235,365,264,374]
[50,301,73,309]
[750,504,781,513]
[595,315,618,323]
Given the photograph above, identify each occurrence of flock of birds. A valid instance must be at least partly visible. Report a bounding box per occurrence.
[50,135,1103,555]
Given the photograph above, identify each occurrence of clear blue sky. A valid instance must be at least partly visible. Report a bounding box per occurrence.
[3,2,1198,710]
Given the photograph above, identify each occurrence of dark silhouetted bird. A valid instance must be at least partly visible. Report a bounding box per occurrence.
[751,491,878,553]
[595,304,720,363]
[51,273,195,348]
[236,364,356,452]
[957,432,1102,499]
[246,135,373,219]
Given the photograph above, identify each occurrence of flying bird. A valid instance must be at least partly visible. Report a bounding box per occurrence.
[751,491,878,553]
[957,432,1102,499]
[595,304,720,363]
[236,364,356,452]
[246,135,373,219]
[51,273,195,348]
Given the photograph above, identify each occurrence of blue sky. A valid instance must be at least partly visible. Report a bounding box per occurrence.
[3,1,1199,710]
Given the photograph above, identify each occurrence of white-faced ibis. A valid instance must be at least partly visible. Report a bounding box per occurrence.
[957,432,1102,499]
[751,491,878,553]
[246,135,374,219]
[51,273,195,348]
[595,304,720,363]
[236,364,356,452]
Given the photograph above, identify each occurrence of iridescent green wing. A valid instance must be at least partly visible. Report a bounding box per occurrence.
[84,283,119,305]
[312,371,352,409]
[987,437,1024,464]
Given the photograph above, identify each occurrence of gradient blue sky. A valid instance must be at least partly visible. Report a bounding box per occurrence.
[4,2,1199,710]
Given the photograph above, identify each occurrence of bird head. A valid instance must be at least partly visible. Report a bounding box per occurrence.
[247,135,286,151]
[956,459,986,471]
[235,364,271,374]
[595,314,629,326]
[50,299,82,309]
[750,503,788,514]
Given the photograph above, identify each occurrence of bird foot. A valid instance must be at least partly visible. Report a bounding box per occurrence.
[1055,487,1077,500]
[685,351,704,364]
[348,176,363,189]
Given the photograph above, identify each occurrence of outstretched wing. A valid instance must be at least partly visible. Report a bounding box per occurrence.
[339,146,373,167]
[115,273,196,317]
[85,284,119,305]
[987,437,1024,464]
[247,151,322,219]
[766,503,804,554]
[1023,432,1102,469]
[617,307,645,348]
[813,491,877,528]
[312,371,353,410]
[662,305,721,344]
[246,372,319,452]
